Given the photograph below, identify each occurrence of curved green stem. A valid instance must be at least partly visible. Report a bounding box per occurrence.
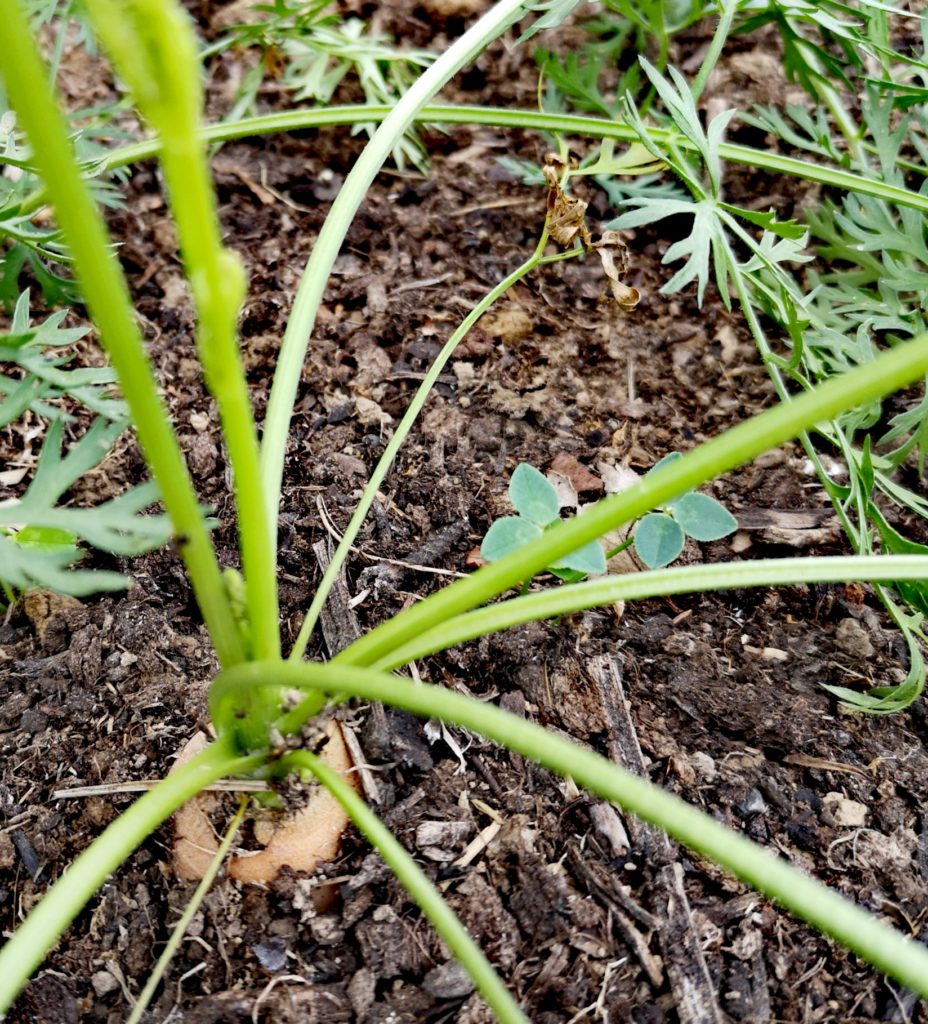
[0,739,263,1013]
[332,331,928,670]
[719,238,927,709]
[287,233,571,661]
[0,0,243,667]
[126,798,248,1024]
[370,555,928,671]
[794,32,866,167]
[150,114,280,661]
[284,751,527,1024]
[23,106,928,218]
[690,0,738,104]
[211,661,928,999]
[259,0,530,558]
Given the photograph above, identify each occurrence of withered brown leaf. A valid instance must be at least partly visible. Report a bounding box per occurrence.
[542,159,640,309]
[592,229,640,310]
[544,163,591,249]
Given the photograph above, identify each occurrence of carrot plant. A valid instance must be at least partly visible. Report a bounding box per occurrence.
[5,0,928,1017]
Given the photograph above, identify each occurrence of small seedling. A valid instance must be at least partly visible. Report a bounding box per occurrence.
[481,463,607,578]
[634,452,737,568]
[481,457,737,580]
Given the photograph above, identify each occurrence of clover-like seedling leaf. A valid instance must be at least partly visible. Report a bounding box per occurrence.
[634,512,685,569]
[646,451,683,476]
[670,491,737,542]
[509,463,560,527]
[552,537,607,576]
[481,516,543,562]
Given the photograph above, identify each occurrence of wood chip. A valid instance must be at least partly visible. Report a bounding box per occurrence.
[588,654,724,1024]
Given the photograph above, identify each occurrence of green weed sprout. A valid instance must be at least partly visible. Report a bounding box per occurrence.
[482,457,736,579]
[5,0,928,1016]
[633,452,737,568]
[481,463,607,577]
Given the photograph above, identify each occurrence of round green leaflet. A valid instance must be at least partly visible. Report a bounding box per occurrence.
[509,462,560,525]
[670,490,738,541]
[634,511,686,568]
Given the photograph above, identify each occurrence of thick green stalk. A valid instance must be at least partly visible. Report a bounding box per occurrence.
[284,751,528,1024]
[211,662,928,999]
[288,236,573,661]
[45,106,928,217]
[334,331,928,669]
[84,0,279,660]
[0,0,243,667]
[259,0,530,554]
[0,740,263,1013]
[371,555,928,671]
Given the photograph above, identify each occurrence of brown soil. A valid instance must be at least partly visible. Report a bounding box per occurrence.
[3,6,928,1023]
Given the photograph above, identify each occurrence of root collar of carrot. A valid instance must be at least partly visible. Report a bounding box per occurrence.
[171,723,358,885]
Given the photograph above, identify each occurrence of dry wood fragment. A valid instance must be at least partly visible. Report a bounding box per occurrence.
[588,654,726,1024]
[313,539,383,806]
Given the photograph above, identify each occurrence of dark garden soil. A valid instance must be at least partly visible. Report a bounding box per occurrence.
[3,5,928,1022]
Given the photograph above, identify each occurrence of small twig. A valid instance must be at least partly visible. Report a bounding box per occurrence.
[51,780,269,800]
[316,496,466,578]
[312,539,383,805]
[450,196,537,217]
[392,273,453,295]
[588,654,723,1024]
[252,975,310,1024]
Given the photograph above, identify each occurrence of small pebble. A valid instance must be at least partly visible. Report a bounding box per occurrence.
[423,961,475,999]
[90,970,120,997]
[737,789,767,818]
[251,937,288,972]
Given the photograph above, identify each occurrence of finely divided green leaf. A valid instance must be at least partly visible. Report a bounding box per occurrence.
[517,0,588,45]
[718,204,808,241]
[0,532,129,596]
[24,417,125,507]
[608,197,694,231]
[13,524,77,552]
[0,290,122,420]
[0,415,174,600]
